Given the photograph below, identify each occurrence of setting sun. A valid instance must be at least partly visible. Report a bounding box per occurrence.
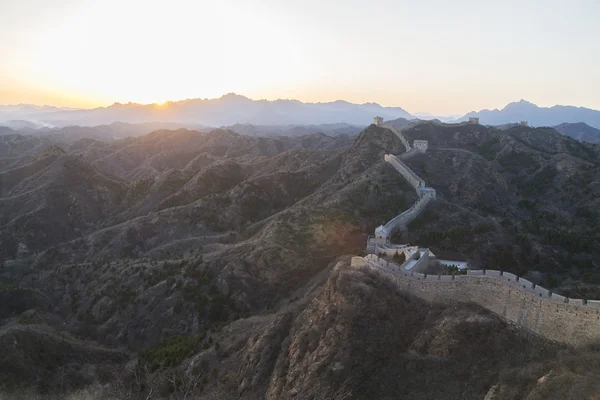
[2,0,599,115]
[2,1,600,399]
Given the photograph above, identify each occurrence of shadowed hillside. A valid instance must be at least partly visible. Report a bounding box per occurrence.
[1,123,599,399]
[400,121,600,298]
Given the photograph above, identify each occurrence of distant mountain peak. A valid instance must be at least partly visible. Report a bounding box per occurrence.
[503,99,538,111]
[463,100,600,130]
[4,94,414,127]
[219,93,250,101]
[553,122,600,143]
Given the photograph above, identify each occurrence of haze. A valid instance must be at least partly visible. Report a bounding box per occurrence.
[1,0,599,115]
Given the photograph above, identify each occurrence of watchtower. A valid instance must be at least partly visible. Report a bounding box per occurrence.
[374,225,390,246]
[373,116,384,126]
[468,117,479,125]
[413,140,428,152]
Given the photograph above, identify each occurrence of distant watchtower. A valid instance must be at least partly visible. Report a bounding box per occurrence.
[374,225,390,246]
[468,117,479,125]
[373,116,384,126]
[519,120,529,126]
[413,140,428,152]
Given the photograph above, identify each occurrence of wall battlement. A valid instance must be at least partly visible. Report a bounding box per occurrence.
[372,128,436,243]
[360,115,600,347]
[380,154,436,235]
[351,255,600,346]
[384,196,432,234]
[413,140,428,152]
[384,154,424,190]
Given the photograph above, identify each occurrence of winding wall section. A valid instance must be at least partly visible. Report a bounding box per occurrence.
[352,255,600,347]
[382,154,435,234]
[363,119,600,347]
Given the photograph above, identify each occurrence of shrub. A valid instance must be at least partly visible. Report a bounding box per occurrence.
[140,331,206,371]
[392,251,406,264]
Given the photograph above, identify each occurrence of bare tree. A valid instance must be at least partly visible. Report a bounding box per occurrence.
[163,369,203,400]
[197,382,227,400]
[294,379,352,400]
[106,360,209,400]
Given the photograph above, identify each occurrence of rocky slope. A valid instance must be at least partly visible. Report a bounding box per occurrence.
[189,262,559,399]
[1,122,599,398]
[553,122,600,144]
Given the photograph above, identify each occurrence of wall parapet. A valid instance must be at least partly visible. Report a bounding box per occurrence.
[384,154,424,190]
[380,153,436,235]
[384,196,432,234]
[351,255,600,346]
[356,117,600,345]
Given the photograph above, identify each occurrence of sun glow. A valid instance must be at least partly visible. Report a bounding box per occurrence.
[1,0,600,114]
[1,0,322,109]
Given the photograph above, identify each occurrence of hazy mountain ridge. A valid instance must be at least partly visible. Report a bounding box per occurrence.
[0,94,413,127]
[5,96,600,143]
[224,122,364,137]
[553,122,600,143]
[463,99,600,129]
[0,120,363,147]
[0,121,212,141]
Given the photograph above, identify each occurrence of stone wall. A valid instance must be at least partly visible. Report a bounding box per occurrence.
[398,149,420,160]
[384,196,432,234]
[413,140,428,152]
[407,249,430,273]
[351,256,600,347]
[381,124,412,151]
[384,154,424,191]
[381,153,435,234]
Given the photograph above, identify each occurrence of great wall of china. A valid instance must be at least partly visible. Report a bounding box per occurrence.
[356,117,600,347]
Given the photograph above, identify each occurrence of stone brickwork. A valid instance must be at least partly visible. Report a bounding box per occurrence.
[352,117,600,345]
[351,255,600,347]
[409,249,430,273]
[369,122,436,243]
[384,154,424,190]
[381,154,436,234]
[384,195,432,234]
[413,140,428,152]
[398,148,420,160]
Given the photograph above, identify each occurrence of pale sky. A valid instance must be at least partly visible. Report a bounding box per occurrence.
[1,0,599,115]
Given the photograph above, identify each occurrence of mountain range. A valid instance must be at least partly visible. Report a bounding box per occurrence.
[463,99,600,129]
[0,94,413,128]
[1,119,600,398]
[4,96,600,133]
[553,122,600,143]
